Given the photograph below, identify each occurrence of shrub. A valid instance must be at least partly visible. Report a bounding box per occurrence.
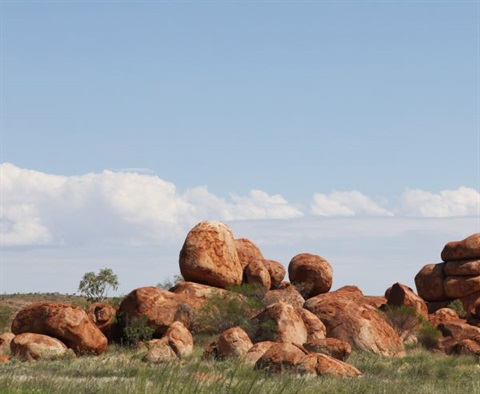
[121,315,155,345]
[157,274,183,290]
[417,323,440,349]
[0,303,15,333]
[447,299,467,319]
[383,305,422,341]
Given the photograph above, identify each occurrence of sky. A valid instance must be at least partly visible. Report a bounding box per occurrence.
[0,1,479,297]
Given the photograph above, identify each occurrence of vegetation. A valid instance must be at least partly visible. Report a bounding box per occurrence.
[78,268,119,303]
[447,299,467,319]
[0,304,15,333]
[157,274,184,290]
[121,315,155,346]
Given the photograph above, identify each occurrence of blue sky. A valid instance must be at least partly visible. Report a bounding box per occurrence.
[1,1,479,296]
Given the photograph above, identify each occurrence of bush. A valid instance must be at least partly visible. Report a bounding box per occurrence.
[121,315,155,345]
[0,303,15,333]
[383,305,422,341]
[417,323,440,349]
[447,299,467,319]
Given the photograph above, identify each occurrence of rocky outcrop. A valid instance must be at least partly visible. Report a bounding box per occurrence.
[10,333,73,361]
[264,283,305,309]
[385,283,428,319]
[303,338,352,361]
[235,238,264,269]
[263,260,286,289]
[118,287,196,337]
[414,263,447,302]
[0,333,14,355]
[11,302,107,355]
[144,338,178,362]
[244,341,276,365]
[86,303,117,341]
[444,259,480,276]
[441,233,480,262]
[288,253,333,299]
[298,308,326,341]
[179,221,243,288]
[297,353,361,377]
[304,286,405,357]
[244,260,271,291]
[170,281,226,300]
[428,308,460,328]
[251,302,307,345]
[164,321,193,358]
[444,276,480,299]
[217,326,253,359]
[254,342,308,373]
[437,321,480,355]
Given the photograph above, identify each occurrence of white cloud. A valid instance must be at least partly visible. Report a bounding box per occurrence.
[0,163,301,247]
[310,190,393,217]
[400,187,480,217]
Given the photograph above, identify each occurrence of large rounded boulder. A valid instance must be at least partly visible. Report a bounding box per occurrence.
[10,333,72,361]
[235,238,264,269]
[11,302,107,355]
[288,253,333,299]
[441,233,480,262]
[179,221,243,288]
[414,263,447,302]
[385,282,428,319]
[86,303,118,341]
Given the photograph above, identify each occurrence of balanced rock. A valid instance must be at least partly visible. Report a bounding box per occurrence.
[11,333,72,361]
[304,286,404,357]
[179,221,243,288]
[164,321,193,358]
[244,341,276,365]
[118,287,196,337]
[86,303,117,340]
[251,302,307,345]
[11,302,107,355]
[288,253,333,299]
[444,259,480,276]
[414,263,447,302]
[303,338,352,362]
[385,282,428,319]
[441,233,480,262]
[217,326,253,359]
[235,238,264,269]
[444,276,480,299]
[244,260,271,291]
[254,342,308,373]
[263,260,286,289]
[298,308,326,341]
[297,353,361,377]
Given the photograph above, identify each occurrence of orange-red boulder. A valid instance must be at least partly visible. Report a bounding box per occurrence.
[251,302,307,345]
[297,353,361,377]
[303,338,352,361]
[164,321,193,358]
[288,253,333,299]
[0,354,9,363]
[244,341,276,365]
[441,233,480,262]
[460,291,480,317]
[170,281,226,300]
[217,326,253,359]
[437,321,480,354]
[0,333,14,355]
[414,263,447,302]
[263,260,286,289]
[254,342,308,373]
[235,238,264,269]
[444,259,480,276]
[298,308,326,341]
[444,276,480,298]
[118,287,196,337]
[385,283,428,319]
[179,221,243,288]
[264,283,305,309]
[244,260,271,291]
[144,337,178,362]
[11,302,107,355]
[10,333,72,361]
[428,308,460,328]
[86,303,117,340]
[304,286,404,357]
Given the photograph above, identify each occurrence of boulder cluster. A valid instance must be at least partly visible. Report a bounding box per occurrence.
[2,221,480,378]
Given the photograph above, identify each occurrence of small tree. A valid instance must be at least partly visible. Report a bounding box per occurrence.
[78,268,119,302]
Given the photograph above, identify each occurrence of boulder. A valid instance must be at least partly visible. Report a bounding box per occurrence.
[264,283,305,309]
[10,333,72,361]
[428,308,460,328]
[144,338,178,362]
[244,260,271,291]
[414,263,447,302]
[298,308,326,341]
[254,342,308,373]
[427,300,453,314]
[441,233,480,262]
[303,338,352,361]
[444,259,480,276]
[304,286,405,357]
[179,221,243,288]
[297,353,361,377]
[460,291,480,317]
[170,281,226,300]
[385,283,428,319]
[0,354,9,363]
[0,333,15,355]
[164,321,193,358]
[11,302,107,355]
[235,238,264,269]
[288,253,333,299]
[444,276,480,298]
[86,303,117,340]
[217,326,253,359]
[450,339,480,356]
[244,341,276,365]
[251,302,307,345]
[363,296,387,309]
[263,260,286,289]
[437,321,480,354]
[118,287,196,337]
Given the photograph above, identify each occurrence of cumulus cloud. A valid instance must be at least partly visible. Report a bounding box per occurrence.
[400,187,480,217]
[0,163,302,247]
[310,191,393,217]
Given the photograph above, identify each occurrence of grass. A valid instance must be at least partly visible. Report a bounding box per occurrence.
[1,345,480,393]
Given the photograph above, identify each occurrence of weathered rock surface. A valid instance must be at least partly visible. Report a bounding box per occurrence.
[428,308,460,328]
[170,281,225,300]
[244,341,276,365]
[263,260,286,289]
[254,342,308,373]
[460,291,480,317]
[297,353,361,377]
[298,308,326,341]
[86,303,117,340]
[264,283,305,309]
[0,333,15,355]
[450,339,480,356]
[303,338,352,361]
[217,326,253,359]
[179,221,243,288]
[441,233,480,262]
[144,338,178,362]
[363,296,387,309]
[11,302,108,355]
[235,238,264,269]
[251,302,307,345]
[414,263,447,302]
[288,253,333,299]
[385,283,428,319]
[437,321,480,354]
[304,286,405,357]
[444,259,480,276]
[11,333,72,361]
[118,287,196,337]
[244,260,271,291]
[0,354,9,363]
[427,300,453,314]
[164,321,193,358]
[444,276,480,298]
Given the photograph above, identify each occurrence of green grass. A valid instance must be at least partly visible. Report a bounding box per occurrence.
[1,346,480,393]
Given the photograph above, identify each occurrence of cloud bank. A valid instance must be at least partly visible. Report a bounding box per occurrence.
[1,163,478,248]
